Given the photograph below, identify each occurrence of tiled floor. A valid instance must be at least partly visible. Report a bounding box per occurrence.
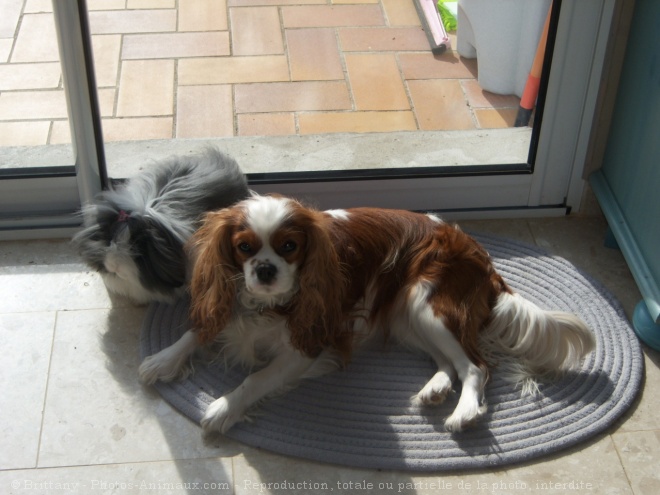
[1,211,659,495]
[0,0,522,147]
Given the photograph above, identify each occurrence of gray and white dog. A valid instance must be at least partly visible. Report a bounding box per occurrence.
[73,148,249,304]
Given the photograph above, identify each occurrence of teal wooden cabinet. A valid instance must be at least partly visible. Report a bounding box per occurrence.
[590,0,660,349]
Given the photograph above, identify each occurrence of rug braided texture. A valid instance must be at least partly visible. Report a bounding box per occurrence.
[140,233,643,471]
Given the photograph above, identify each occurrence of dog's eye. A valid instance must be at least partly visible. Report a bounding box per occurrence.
[281,240,297,253]
[238,242,252,253]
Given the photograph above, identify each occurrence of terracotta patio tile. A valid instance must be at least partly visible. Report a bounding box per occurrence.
[282,5,384,28]
[399,52,477,80]
[332,0,378,4]
[474,108,518,128]
[345,53,409,111]
[122,32,230,59]
[89,10,177,35]
[0,121,50,146]
[87,0,125,9]
[23,0,51,14]
[230,7,283,56]
[381,0,422,26]
[178,56,289,85]
[176,85,233,138]
[0,62,60,90]
[127,0,175,8]
[49,120,72,144]
[235,81,351,113]
[286,28,344,81]
[0,0,23,38]
[100,117,173,142]
[299,111,417,134]
[228,0,324,5]
[96,88,115,117]
[339,26,428,51]
[0,90,67,120]
[407,79,475,130]
[116,60,174,117]
[10,13,59,63]
[237,113,296,136]
[461,80,520,108]
[91,35,121,88]
[179,0,227,32]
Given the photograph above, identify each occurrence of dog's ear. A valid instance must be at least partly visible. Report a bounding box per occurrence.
[286,210,351,361]
[188,209,239,344]
[130,217,187,295]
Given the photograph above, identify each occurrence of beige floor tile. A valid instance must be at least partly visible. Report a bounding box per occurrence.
[299,110,416,134]
[0,312,55,470]
[38,308,240,467]
[399,52,477,80]
[179,0,228,32]
[339,26,428,51]
[381,0,421,26]
[0,90,67,120]
[614,349,660,432]
[345,53,409,111]
[176,85,233,138]
[462,79,520,108]
[122,32,230,59]
[613,430,660,495]
[230,6,283,56]
[0,239,114,312]
[88,9,177,35]
[91,35,121,88]
[0,0,23,38]
[179,56,289,85]
[116,60,174,117]
[237,113,296,136]
[474,108,518,128]
[287,28,344,81]
[0,62,60,90]
[407,79,475,130]
[235,81,351,113]
[0,39,13,63]
[0,458,233,495]
[0,121,50,146]
[101,117,173,142]
[500,435,633,495]
[282,4,385,28]
[527,215,641,318]
[10,12,59,63]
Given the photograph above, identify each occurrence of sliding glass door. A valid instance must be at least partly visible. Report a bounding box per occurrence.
[0,0,617,240]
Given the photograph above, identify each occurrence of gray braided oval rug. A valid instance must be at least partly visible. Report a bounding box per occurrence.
[140,233,643,471]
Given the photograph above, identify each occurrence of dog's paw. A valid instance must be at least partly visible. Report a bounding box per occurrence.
[415,372,453,405]
[201,396,247,434]
[138,354,189,384]
[444,402,487,432]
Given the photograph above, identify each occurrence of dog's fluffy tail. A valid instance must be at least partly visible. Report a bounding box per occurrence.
[481,292,595,395]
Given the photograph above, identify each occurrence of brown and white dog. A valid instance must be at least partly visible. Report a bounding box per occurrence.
[139,194,595,434]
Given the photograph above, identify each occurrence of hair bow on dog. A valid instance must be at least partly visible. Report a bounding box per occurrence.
[117,210,130,222]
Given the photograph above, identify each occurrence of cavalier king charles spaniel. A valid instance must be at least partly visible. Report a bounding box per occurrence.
[140,194,595,433]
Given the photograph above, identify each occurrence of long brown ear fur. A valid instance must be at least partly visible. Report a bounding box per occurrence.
[285,209,351,361]
[187,209,240,344]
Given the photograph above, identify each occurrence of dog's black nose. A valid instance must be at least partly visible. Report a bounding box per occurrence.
[255,262,277,284]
